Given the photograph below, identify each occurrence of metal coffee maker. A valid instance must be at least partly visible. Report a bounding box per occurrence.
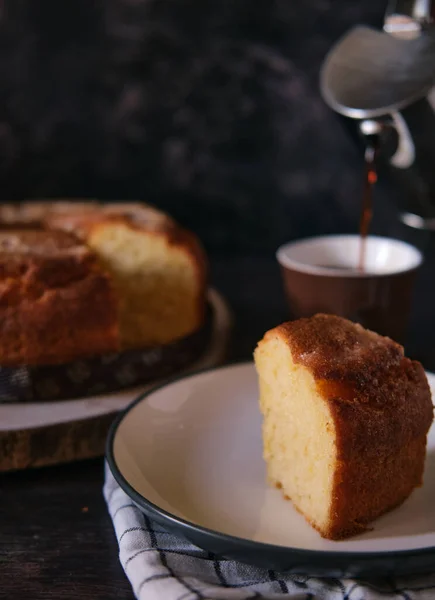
[321,0,435,236]
[320,0,435,365]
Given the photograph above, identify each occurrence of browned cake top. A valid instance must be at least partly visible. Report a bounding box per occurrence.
[44,204,175,238]
[276,313,402,380]
[271,313,434,451]
[0,201,203,257]
[0,201,99,228]
[43,203,208,281]
[0,229,102,300]
[102,202,174,228]
[0,200,174,234]
[0,200,208,299]
[0,229,85,256]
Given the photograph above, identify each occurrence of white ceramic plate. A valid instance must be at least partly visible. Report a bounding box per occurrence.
[106,362,435,577]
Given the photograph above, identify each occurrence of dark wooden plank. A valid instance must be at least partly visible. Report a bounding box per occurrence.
[0,412,118,472]
[1,457,134,600]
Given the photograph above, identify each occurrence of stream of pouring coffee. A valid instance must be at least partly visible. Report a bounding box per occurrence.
[358,136,379,272]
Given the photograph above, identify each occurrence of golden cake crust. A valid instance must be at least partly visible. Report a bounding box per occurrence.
[262,313,434,539]
[45,205,208,331]
[0,200,208,358]
[0,229,119,366]
[0,200,99,228]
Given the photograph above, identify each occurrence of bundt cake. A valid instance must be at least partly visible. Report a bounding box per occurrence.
[0,200,208,352]
[254,313,434,540]
[0,229,118,366]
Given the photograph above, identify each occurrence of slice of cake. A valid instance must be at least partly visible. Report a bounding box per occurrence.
[254,314,434,540]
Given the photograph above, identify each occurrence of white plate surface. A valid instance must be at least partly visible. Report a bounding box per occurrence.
[113,362,435,553]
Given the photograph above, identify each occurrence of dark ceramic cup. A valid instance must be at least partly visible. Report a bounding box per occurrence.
[277,235,423,343]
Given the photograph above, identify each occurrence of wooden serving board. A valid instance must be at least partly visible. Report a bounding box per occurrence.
[0,289,232,472]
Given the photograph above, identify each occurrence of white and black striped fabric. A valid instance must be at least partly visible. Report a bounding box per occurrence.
[104,464,435,600]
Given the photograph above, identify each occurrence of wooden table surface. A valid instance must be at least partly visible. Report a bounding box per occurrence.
[2,255,435,600]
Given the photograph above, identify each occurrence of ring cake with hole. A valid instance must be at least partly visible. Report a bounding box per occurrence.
[0,200,210,402]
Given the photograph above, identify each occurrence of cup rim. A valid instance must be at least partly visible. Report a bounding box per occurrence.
[276,234,423,278]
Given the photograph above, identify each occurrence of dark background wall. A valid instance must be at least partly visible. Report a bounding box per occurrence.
[0,0,400,255]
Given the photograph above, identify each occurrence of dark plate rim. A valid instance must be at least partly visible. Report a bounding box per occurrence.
[105,360,435,564]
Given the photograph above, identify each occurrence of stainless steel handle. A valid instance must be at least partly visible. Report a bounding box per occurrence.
[384,0,434,37]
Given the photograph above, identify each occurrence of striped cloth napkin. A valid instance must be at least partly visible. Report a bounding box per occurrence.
[104,464,435,600]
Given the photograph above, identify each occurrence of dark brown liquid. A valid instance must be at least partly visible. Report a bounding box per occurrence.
[358,139,379,272]
[316,265,359,272]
